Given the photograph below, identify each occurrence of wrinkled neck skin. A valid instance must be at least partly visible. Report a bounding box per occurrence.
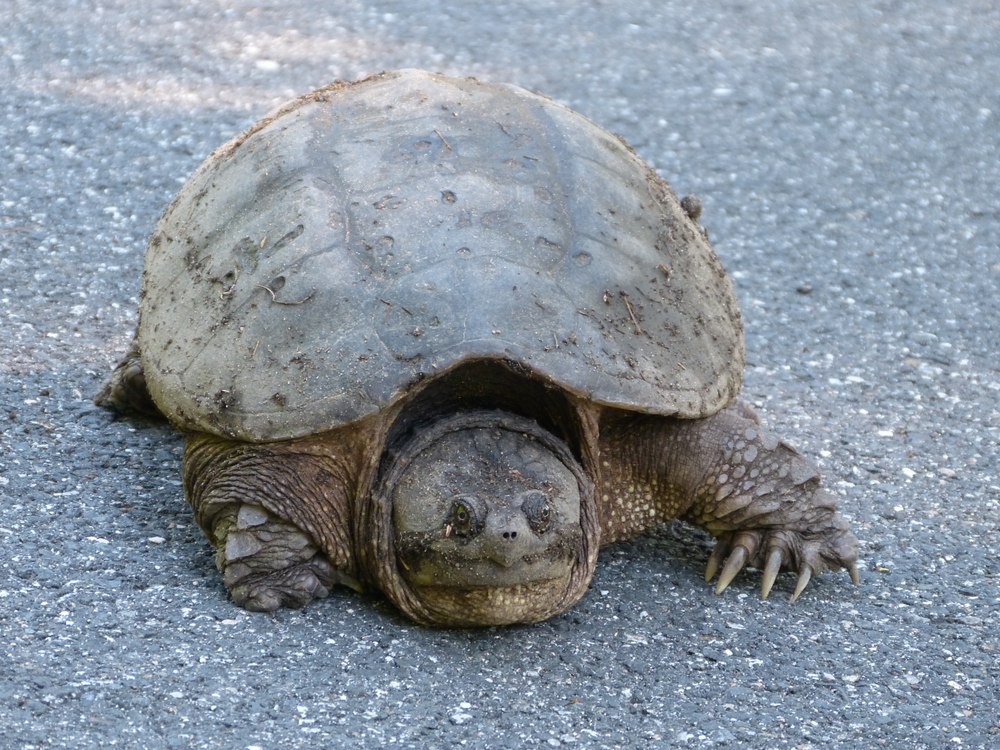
[364,408,602,627]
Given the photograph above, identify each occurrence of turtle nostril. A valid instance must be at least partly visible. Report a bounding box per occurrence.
[502,531,517,540]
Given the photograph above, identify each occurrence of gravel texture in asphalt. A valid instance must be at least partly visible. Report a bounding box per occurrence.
[2,1,998,748]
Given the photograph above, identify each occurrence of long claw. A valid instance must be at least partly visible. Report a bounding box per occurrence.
[715,546,748,595]
[704,542,728,582]
[790,566,812,603]
[760,548,783,600]
[849,563,860,586]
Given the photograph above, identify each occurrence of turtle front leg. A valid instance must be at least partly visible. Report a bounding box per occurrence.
[602,402,858,601]
[683,403,858,600]
[183,435,362,612]
[209,503,349,611]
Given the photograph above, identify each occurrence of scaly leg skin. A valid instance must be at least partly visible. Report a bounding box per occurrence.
[679,403,859,601]
[601,401,858,601]
[211,504,348,612]
[183,435,363,613]
[93,336,162,416]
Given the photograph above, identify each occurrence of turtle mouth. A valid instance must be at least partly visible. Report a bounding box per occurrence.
[395,524,582,588]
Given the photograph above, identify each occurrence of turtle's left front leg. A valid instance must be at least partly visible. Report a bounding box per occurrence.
[602,402,858,601]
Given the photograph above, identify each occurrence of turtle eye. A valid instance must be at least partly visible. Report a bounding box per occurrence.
[521,491,553,535]
[447,499,480,538]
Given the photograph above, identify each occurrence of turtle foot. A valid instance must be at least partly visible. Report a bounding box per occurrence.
[213,503,359,612]
[228,558,337,612]
[704,498,859,602]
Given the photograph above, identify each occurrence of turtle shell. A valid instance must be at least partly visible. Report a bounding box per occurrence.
[138,69,744,442]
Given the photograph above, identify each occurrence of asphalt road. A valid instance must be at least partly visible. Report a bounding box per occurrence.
[2,1,999,748]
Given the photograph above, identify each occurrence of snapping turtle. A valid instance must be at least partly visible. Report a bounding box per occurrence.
[97,69,858,626]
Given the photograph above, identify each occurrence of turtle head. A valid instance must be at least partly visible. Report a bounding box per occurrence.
[372,411,596,626]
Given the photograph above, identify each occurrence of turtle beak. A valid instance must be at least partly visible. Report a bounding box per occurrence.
[478,503,544,568]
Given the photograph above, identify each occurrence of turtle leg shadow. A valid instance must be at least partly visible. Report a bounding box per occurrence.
[212,504,359,612]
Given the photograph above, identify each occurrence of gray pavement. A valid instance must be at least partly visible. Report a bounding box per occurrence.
[2,1,999,748]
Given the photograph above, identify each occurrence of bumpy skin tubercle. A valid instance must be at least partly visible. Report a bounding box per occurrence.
[600,402,858,601]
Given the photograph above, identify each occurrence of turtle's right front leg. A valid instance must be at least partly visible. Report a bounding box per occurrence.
[601,402,858,602]
[671,403,860,600]
[183,435,362,612]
